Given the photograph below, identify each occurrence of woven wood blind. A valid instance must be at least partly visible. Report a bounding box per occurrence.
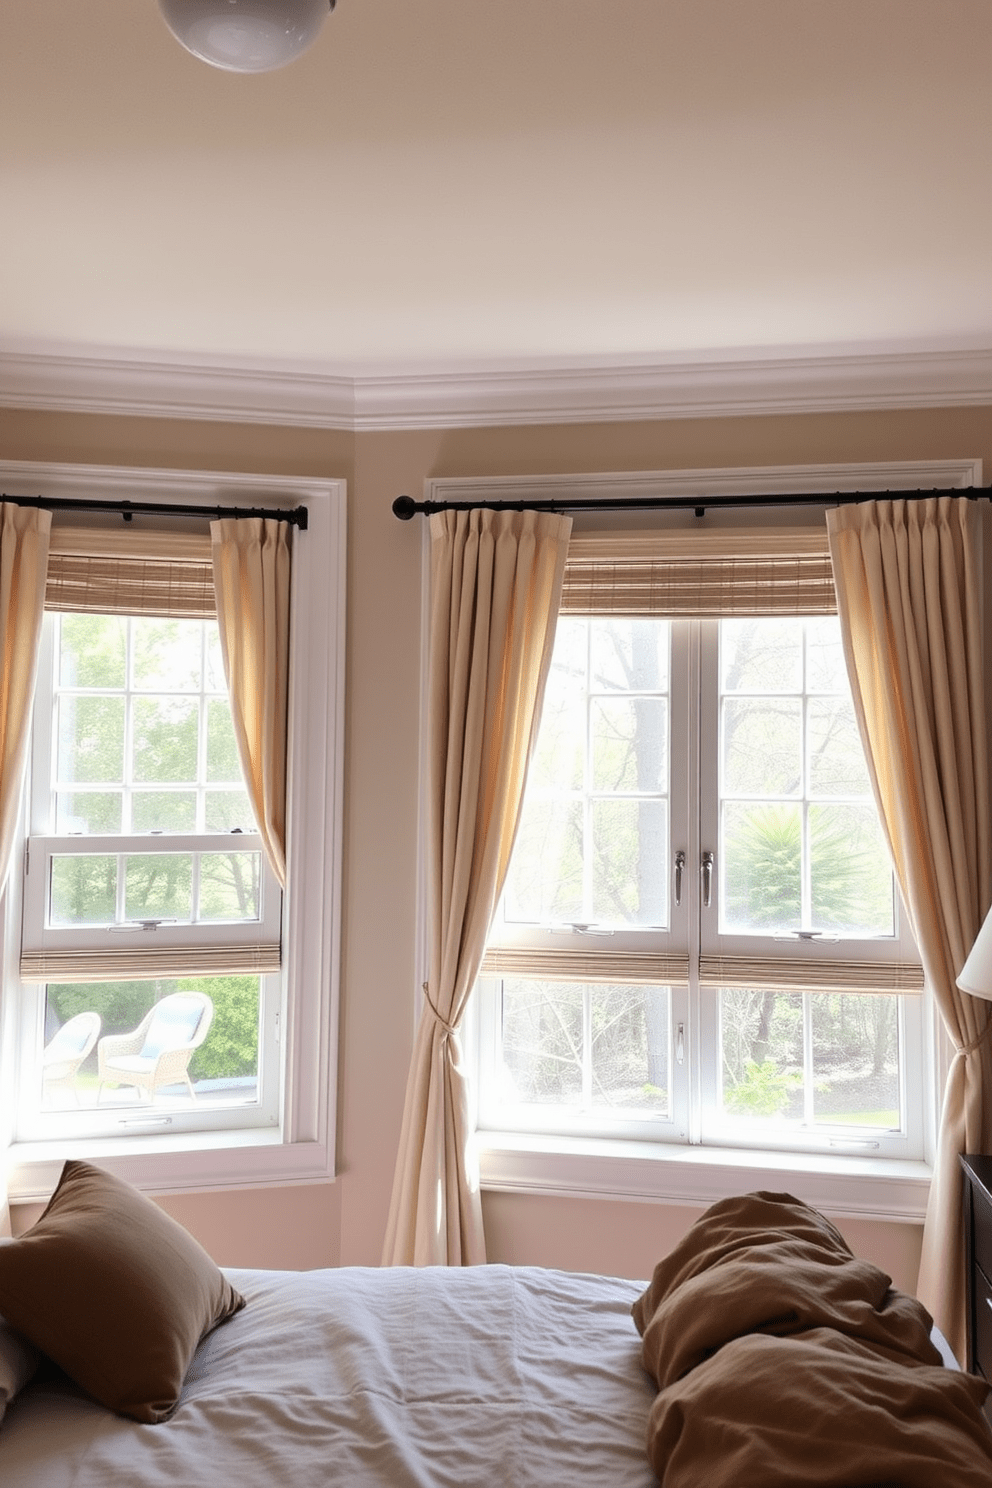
[20,941,280,984]
[560,527,836,617]
[481,947,921,994]
[697,953,924,996]
[480,946,690,985]
[45,527,215,618]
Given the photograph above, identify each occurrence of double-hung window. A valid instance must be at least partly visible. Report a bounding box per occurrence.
[477,520,925,1162]
[15,525,282,1141]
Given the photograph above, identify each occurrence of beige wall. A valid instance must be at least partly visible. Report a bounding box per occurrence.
[4,400,991,1291]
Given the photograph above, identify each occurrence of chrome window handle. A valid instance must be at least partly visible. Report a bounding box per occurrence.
[701,850,714,909]
[674,850,686,907]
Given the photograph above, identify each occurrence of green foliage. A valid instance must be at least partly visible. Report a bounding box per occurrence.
[48,980,159,1039]
[133,695,198,782]
[206,699,241,780]
[63,694,125,783]
[724,805,803,929]
[724,803,883,932]
[183,974,259,1080]
[59,614,126,689]
[724,1058,802,1116]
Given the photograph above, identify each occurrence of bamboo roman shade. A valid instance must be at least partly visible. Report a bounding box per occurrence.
[45,527,215,618]
[697,954,925,995]
[20,941,280,983]
[560,527,836,618]
[479,947,924,994]
[481,945,691,985]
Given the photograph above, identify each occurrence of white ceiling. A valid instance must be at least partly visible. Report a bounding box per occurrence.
[2,0,991,390]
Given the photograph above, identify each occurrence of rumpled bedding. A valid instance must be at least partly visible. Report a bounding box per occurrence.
[0,1264,659,1488]
[633,1191,992,1487]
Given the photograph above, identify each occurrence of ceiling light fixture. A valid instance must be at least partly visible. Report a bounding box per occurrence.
[159,0,335,74]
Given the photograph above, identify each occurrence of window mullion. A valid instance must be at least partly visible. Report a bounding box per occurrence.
[123,617,135,834]
[691,619,716,1147]
[800,632,814,931]
[802,992,815,1125]
[582,986,593,1109]
[196,622,209,834]
[582,624,594,923]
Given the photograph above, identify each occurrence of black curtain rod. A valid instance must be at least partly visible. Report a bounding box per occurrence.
[1,494,309,530]
[393,487,990,521]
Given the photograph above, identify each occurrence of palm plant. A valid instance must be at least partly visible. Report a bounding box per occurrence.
[724,803,879,932]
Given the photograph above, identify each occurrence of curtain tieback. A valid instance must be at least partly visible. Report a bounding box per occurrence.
[957,1017,992,1058]
[423,982,457,1037]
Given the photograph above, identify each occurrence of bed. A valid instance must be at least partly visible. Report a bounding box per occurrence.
[0,1163,990,1487]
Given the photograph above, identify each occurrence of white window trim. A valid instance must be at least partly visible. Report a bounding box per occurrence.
[0,460,345,1203]
[426,457,983,1226]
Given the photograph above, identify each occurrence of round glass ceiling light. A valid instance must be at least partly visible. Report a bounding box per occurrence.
[159,0,335,73]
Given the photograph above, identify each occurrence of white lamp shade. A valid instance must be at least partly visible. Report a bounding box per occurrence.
[957,907,992,1001]
[159,0,333,73]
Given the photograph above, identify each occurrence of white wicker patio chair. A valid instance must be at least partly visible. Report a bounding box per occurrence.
[42,1011,102,1104]
[96,992,214,1103]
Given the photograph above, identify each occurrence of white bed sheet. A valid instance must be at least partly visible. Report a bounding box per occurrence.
[0,1264,660,1488]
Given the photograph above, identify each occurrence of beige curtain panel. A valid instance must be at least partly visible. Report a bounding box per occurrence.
[0,503,51,1235]
[383,507,572,1266]
[210,518,291,888]
[827,495,991,1364]
[0,505,51,891]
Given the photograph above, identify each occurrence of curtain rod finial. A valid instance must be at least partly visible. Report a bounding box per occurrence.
[393,496,418,521]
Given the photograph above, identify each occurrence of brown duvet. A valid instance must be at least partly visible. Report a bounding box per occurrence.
[633,1191,992,1486]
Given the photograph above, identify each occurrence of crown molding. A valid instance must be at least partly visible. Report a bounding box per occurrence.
[0,349,357,429]
[1,342,991,431]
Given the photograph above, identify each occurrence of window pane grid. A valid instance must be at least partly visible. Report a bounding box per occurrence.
[496,977,672,1121]
[52,615,254,838]
[719,618,893,939]
[716,985,903,1136]
[47,847,262,927]
[482,608,920,1161]
[504,617,672,930]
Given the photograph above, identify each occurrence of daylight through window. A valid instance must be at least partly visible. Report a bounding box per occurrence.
[16,544,282,1142]
[478,528,924,1161]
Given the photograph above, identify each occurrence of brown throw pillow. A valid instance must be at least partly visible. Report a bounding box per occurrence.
[0,1159,245,1422]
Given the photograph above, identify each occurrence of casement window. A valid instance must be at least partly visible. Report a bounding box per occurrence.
[477,524,925,1162]
[13,525,283,1143]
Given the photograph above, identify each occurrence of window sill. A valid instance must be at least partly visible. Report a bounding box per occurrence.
[476,1131,932,1224]
[6,1127,334,1205]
